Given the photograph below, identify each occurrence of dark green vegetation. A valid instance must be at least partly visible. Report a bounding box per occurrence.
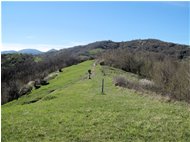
[2,39,190,104]
[1,51,83,104]
[2,60,190,142]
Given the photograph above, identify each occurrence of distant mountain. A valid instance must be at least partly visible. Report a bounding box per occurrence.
[2,39,190,58]
[47,49,58,53]
[19,49,43,55]
[1,49,43,55]
[1,50,17,54]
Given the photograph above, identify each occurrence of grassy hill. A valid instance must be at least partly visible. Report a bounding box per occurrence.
[2,60,190,142]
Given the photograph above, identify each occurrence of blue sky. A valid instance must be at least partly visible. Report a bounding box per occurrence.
[1,1,190,51]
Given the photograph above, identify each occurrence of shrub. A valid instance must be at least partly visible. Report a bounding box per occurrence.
[114,76,127,87]
[101,48,190,102]
[139,79,155,89]
[40,80,49,85]
[139,79,161,92]
[44,72,58,81]
[99,60,105,66]
[19,85,33,96]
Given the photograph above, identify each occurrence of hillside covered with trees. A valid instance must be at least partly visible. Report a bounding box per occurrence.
[1,39,190,104]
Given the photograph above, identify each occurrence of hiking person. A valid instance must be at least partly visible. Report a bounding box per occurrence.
[88,69,92,79]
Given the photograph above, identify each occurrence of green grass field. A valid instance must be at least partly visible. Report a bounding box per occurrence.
[2,60,190,142]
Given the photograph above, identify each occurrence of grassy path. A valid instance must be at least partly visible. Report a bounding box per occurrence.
[2,60,190,142]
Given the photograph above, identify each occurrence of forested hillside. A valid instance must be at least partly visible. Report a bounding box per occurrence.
[1,39,190,104]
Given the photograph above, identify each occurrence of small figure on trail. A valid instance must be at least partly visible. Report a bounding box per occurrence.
[88,69,92,79]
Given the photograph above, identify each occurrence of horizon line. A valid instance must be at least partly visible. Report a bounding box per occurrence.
[1,39,190,52]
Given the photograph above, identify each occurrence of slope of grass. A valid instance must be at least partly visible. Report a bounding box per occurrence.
[2,60,190,142]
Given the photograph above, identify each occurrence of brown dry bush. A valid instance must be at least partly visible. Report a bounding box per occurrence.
[102,48,190,102]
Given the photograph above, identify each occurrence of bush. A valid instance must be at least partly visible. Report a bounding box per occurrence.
[114,76,127,87]
[139,79,161,92]
[44,72,58,81]
[99,60,105,66]
[1,51,84,104]
[19,85,33,96]
[139,79,156,89]
[101,48,190,102]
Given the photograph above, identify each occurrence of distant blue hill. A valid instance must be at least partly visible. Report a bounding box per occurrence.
[1,50,17,54]
[46,49,58,53]
[1,49,43,55]
[19,49,43,55]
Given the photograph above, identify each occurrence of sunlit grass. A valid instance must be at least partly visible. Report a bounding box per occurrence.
[2,60,190,142]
